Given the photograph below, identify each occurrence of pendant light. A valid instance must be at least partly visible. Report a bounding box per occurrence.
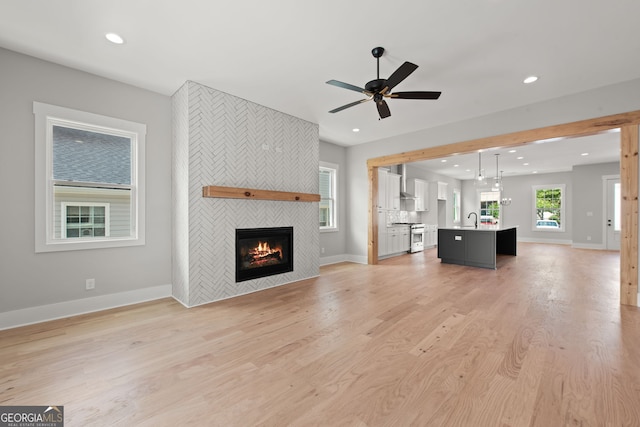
[492,154,502,192]
[499,170,512,205]
[475,152,487,187]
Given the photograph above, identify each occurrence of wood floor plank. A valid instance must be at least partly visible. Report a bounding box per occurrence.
[1,243,640,426]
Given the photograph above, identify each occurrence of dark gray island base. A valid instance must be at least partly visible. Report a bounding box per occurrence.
[437,226,517,269]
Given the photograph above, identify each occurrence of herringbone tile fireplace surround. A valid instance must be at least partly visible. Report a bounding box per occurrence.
[172,81,320,307]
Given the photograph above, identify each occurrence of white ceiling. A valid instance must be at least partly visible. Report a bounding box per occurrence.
[411,129,621,180]
[0,0,637,171]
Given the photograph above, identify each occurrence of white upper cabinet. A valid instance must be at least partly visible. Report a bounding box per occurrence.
[407,178,429,211]
[387,173,401,211]
[437,181,448,200]
[377,168,388,209]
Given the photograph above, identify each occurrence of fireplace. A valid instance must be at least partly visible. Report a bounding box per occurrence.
[236,227,293,282]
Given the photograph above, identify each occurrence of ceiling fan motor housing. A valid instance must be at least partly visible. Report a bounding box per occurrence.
[365,79,386,93]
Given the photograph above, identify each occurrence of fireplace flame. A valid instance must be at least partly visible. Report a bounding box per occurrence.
[250,241,281,259]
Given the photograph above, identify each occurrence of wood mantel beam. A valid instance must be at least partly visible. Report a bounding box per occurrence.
[203,185,320,202]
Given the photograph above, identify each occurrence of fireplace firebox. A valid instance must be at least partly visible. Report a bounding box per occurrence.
[236,227,293,282]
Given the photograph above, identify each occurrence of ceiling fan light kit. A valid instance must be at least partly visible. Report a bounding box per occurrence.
[326,47,442,119]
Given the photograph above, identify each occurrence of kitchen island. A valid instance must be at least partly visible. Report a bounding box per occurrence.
[437,226,517,269]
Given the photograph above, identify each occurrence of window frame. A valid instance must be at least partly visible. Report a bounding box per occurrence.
[532,184,565,232]
[452,188,461,223]
[34,102,146,252]
[319,161,338,232]
[61,202,111,239]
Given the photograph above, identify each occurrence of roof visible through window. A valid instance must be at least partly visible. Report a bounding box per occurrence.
[52,126,131,185]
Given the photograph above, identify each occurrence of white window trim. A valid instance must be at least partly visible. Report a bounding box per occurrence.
[532,184,566,232]
[453,188,461,223]
[319,161,339,232]
[61,202,111,239]
[34,102,146,252]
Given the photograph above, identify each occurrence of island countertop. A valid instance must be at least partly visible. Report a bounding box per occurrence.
[438,225,518,232]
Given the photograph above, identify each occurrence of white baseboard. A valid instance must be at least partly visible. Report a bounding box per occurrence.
[517,237,573,245]
[319,254,368,266]
[319,254,349,266]
[346,254,368,264]
[0,284,172,331]
[571,242,607,250]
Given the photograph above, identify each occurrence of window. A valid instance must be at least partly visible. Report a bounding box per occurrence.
[452,188,461,223]
[319,162,338,231]
[533,184,565,231]
[62,203,109,238]
[34,102,146,252]
[480,192,500,225]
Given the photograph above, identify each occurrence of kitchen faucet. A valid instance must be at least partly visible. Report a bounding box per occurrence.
[467,212,478,229]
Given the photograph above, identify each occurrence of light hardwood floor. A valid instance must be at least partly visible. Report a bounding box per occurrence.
[2,243,639,426]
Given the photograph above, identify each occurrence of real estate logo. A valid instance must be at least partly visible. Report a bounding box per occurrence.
[0,406,63,427]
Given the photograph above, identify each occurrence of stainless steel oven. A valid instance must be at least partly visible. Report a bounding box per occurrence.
[410,223,425,253]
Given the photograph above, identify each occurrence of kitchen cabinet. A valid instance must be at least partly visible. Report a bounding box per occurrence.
[377,169,400,211]
[377,169,388,209]
[437,227,517,269]
[436,181,448,200]
[425,224,438,247]
[377,210,388,257]
[387,225,410,254]
[387,173,401,211]
[407,178,429,211]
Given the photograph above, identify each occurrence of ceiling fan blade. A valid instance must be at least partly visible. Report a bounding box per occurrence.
[329,98,371,114]
[376,100,391,119]
[383,61,418,93]
[389,91,442,100]
[326,79,368,94]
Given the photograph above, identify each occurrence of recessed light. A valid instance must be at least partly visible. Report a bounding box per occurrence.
[523,163,529,166]
[517,156,524,160]
[532,171,538,174]
[581,152,589,156]
[523,76,538,84]
[105,33,124,44]
[352,128,360,132]
[441,159,447,163]
[454,164,459,167]
[509,149,517,153]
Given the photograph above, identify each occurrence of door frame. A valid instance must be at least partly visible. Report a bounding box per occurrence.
[367,110,640,306]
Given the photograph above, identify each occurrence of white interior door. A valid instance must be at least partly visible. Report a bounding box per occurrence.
[606,177,621,251]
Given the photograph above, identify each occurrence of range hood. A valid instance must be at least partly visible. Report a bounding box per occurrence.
[399,164,416,199]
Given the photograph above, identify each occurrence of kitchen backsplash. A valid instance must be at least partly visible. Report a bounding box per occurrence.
[386,210,420,225]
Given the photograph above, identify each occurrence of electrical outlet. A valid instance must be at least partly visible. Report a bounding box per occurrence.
[321,247,325,254]
[587,236,592,241]
[85,278,95,290]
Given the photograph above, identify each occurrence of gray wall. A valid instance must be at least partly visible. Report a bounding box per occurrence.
[572,162,620,245]
[344,78,640,258]
[0,48,172,312]
[319,141,347,261]
[499,171,573,242]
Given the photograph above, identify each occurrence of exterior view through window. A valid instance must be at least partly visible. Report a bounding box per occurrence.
[53,126,131,240]
[319,162,338,230]
[480,192,500,225]
[533,185,564,230]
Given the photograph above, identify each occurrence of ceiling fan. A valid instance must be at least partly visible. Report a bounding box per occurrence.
[326,46,441,120]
